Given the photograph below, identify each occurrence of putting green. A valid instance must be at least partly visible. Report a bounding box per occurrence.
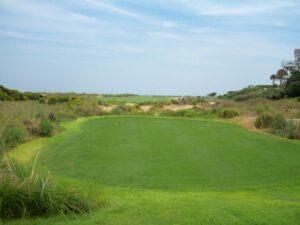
[9,116,300,225]
[34,116,300,190]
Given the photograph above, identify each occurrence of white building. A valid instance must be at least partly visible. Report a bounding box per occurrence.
[282,49,300,72]
[295,49,300,67]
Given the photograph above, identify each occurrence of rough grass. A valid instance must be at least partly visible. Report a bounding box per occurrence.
[0,155,93,220]
[6,116,300,225]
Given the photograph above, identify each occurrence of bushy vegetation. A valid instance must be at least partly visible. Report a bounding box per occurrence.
[286,71,300,97]
[255,113,274,129]
[0,155,92,219]
[255,113,300,139]
[264,87,285,100]
[159,109,205,118]
[170,96,206,105]
[221,85,268,101]
[0,123,24,152]
[38,119,54,137]
[218,108,239,119]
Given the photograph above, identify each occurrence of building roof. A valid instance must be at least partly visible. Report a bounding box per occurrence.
[295,49,300,55]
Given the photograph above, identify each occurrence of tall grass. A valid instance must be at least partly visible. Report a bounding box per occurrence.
[0,153,92,219]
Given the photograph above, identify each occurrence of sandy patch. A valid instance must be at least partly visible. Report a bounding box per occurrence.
[99,105,116,112]
[140,105,152,112]
[125,103,136,107]
[163,104,194,111]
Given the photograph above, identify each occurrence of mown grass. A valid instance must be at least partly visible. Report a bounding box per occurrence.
[6,116,300,225]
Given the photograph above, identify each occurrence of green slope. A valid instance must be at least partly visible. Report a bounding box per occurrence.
[8,116,300,225]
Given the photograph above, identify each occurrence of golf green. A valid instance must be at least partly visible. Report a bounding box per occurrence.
[37,116,300,190]
[8,116,300,225]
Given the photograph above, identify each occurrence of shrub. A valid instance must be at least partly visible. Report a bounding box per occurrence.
[0,157,92,219]
[271,114,287,135]
[218,108,239,119]
[286,121,300,139]
[47,112,57,122]
[286,81,300,97]
[47,96,70,105]
[111,105,130,115]
[211,108,218,114]
[23,119,40,136]
[39,119,54,136]
[73,98,103,116]
[255,105,270,115]
[254,113,274,129]
[160,109,205,118]
[98,99,108,106]
[38,98,46,104]
[234,95,251,102]
[264,87,285,100]
[0,123,24,151]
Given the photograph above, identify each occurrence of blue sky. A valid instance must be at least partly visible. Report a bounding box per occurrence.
[0,0,299,95]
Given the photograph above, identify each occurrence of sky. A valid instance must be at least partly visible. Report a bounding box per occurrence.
[0,0,300,95]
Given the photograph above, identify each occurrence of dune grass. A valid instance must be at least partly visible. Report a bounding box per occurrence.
[0,154,93,220]
[6,116,300,225]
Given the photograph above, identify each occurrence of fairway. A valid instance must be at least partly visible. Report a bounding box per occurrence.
[9,116,300,225]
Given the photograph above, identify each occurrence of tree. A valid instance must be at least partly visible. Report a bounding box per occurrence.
[270,74,277,85]
[286,71,300,97]
[207,92,217,98]
[286,81,300,97]
[287,71,300,85]
[276,69,288,86]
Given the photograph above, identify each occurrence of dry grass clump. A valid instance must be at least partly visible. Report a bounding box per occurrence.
[218,108,239,119]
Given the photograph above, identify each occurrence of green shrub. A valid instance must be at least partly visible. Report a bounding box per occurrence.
[271,114,287,135]
[286,81,300,97]
[0,123,24,151]
[39,119,54,136]
[218,108,239,119]
[98,99,108,106]
[111,105,130,115]
[38,98,46,104]
[254,113,274,129]
[211,108,218,114]
[0,157,92,219]
[160,109,204,118]
[264,87,285,100]
[234,93,259,102]
[285,121,300,140]
[255,105,270,115]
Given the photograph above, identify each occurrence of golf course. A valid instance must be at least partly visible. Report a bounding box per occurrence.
[7,116,300,225]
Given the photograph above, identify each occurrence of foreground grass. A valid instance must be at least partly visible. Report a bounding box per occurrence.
[6,116,300,225]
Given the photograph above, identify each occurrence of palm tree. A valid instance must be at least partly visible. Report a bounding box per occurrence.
[276,69,288,86]
[270,74,276,85]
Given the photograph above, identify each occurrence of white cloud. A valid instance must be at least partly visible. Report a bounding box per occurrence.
[0,0,95,23]
[80,0,144,20]
[176,0,298,16]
